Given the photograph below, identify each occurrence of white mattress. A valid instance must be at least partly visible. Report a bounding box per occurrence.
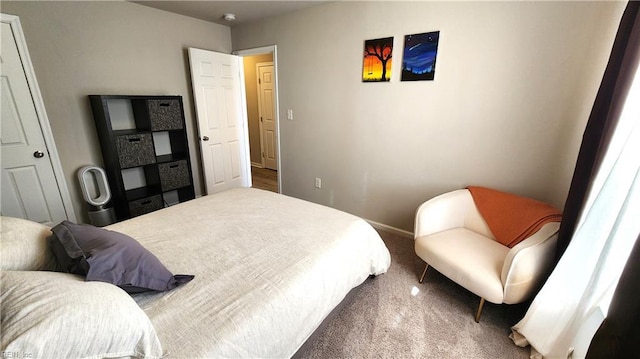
[106,188,391,358]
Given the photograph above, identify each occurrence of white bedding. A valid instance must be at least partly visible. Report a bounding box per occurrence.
[106,188,391,358]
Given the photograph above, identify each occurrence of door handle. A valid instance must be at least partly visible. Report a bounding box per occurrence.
[33,150,45,158]
[202,136,209,141]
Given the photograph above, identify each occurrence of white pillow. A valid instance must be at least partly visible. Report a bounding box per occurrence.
[0,216,54,271]
[1,271,163,358]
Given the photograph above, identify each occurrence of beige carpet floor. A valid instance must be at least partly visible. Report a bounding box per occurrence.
[296,229,531,358]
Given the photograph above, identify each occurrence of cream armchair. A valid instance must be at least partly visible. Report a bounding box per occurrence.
[414,189,559,322]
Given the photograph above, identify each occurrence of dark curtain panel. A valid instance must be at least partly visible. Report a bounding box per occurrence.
[556,0,640,260]
[578,1,640,358]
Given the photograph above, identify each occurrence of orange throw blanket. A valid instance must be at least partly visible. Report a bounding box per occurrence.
[467,186,562,248]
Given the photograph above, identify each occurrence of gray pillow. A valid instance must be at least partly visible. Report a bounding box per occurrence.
[48,221,193,293]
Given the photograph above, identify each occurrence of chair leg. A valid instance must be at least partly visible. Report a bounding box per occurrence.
[475,298,486,323]
[419,264,429,283]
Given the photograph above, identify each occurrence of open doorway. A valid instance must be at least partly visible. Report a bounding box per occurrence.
[236,46,280,193]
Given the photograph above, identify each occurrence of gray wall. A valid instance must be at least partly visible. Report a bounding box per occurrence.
[0,1,627,232]
[1,1,231,222]
[232,1,626,232]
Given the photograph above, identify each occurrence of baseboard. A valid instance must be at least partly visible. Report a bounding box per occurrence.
[366,219,413,238]
[251,162,264,168]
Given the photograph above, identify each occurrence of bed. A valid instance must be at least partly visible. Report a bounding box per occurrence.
[1,188,391,358]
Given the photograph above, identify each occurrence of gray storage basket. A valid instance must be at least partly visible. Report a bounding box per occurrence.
[158,160,191,191]
[148,99,183,131]
[128,195,163,217]
[115,133,156,168]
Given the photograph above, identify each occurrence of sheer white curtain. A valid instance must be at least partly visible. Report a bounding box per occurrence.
[510,56,640,358]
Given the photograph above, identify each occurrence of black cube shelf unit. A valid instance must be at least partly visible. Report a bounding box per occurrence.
[89,95,195,221]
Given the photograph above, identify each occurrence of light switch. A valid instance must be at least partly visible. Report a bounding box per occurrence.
[287,109,294,120]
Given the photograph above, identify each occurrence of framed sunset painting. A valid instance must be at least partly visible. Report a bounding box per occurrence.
[401,31,440,81]
[362,37,393,82]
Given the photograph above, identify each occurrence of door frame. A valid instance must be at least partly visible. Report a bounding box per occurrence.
[234,45,281,193]
[1,14,76,222]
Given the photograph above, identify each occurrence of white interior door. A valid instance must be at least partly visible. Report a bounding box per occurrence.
[188,48,250,194]
[1,16,74,225]
[257,62,278,170]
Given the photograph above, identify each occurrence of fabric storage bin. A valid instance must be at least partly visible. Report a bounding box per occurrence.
[148,99,183,131]
[158,160,191,191]
[115,134,156,168]
[128,195,163,217]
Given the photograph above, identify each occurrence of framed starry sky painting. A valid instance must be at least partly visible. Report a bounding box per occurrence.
[401,31,440,81]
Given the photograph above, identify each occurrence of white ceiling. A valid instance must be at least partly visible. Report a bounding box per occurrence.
[130,1,328,27]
